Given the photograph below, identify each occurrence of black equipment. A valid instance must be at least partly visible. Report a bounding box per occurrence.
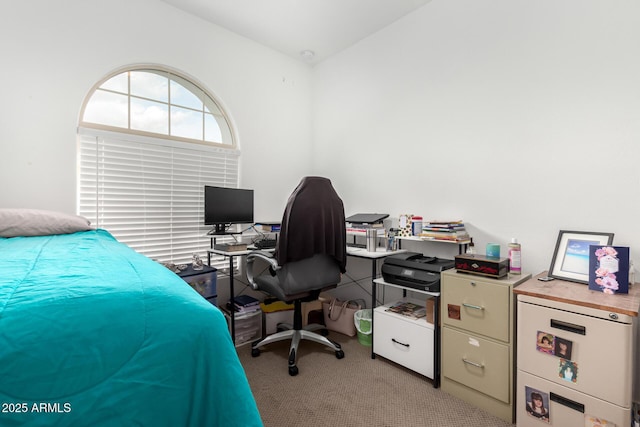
[381,252,454,292]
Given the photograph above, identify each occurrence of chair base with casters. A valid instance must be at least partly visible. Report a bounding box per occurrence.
[251,296,344,376]
[246,252,346,376]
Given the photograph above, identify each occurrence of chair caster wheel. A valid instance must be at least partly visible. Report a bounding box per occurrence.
[251,348,261,357]
[288,365,299,376]
[335,350,345,359]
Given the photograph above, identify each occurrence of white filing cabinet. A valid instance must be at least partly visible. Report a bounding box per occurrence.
[440,270,531,423]
[373,298,435,379]
[514,273,640,427]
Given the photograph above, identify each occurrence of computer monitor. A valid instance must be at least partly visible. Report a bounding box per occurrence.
[204,185,254,234]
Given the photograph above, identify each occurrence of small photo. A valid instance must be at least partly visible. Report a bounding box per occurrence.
[559,359,578,383]
[447,304,461,320]
[525,386,550,423]
[536,331,555,355]
[554,337,573,360]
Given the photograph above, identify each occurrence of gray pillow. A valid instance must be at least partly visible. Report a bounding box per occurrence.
[0,208,92,237]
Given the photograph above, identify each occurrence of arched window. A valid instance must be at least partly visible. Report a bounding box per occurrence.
[78,66,239,265]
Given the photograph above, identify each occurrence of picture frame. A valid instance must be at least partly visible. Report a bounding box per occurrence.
[548,230,614,284]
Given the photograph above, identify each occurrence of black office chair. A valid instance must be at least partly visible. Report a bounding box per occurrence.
[245,176,347,376]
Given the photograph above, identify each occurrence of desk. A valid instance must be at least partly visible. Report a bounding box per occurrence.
[206,231,276,345]
[345,247,406,359]
[208,247,254,344]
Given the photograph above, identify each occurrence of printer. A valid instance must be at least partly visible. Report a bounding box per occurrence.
[381,252,455,292]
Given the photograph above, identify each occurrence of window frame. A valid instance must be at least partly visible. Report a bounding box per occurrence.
[77,65,242,270]
[79,65,236,150]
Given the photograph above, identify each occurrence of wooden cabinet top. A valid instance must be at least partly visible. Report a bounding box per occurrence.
[513,271,640,317]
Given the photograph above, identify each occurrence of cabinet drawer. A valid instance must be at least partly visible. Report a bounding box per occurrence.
[373,306,434,379]
[442,326,510,403]
[517,370,630,427]
[517,300,632,407]
[442,274,511,341]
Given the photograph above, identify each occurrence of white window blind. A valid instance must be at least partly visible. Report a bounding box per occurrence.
[78,128,240,268]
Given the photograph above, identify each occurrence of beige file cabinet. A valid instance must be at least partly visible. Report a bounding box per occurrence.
[514,273,640,427]
[441,270,531,423]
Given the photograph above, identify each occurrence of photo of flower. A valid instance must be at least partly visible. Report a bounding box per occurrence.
[589,245,630,294]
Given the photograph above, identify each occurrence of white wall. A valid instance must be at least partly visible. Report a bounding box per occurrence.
[313,0,640,278]
[0,0,313,221]
[2,0,639,301]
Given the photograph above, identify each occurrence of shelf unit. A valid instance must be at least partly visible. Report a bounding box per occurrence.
[373,279,440,385]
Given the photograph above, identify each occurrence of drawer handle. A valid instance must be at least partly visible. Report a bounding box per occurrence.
[391,338,410,348]
[550,319,586,335]
[462,303,484,311]
[462,358,484,369]
[550,392,584,413]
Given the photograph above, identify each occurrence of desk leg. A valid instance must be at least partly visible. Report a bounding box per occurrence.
[229,255,235,344]
[433,294,440,388]
[370,259,377,360]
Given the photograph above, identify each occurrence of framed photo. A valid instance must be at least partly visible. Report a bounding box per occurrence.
[548,230,614,284]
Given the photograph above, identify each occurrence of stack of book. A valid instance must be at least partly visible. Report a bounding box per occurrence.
[346,222,386,236]
[420,220,470,242]
[385,301,427,319]
[255,222,281,232]
[228,295,261,313]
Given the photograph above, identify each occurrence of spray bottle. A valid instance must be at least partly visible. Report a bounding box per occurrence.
[508,238,521,275]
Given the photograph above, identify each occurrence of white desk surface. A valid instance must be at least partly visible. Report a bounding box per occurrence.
[208,246,276,257]
[210,246,402,258]
[346,247,407,259]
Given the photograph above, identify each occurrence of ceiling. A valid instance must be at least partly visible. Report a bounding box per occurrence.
[160,0,431,65]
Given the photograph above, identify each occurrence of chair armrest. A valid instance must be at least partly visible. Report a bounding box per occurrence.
[246,250,280,290]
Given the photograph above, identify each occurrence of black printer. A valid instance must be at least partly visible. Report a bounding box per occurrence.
[381,252,455,292]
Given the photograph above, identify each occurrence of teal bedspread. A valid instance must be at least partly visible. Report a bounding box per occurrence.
[0,229,262,426]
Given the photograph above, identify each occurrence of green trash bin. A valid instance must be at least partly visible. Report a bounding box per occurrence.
[354,309,372,346]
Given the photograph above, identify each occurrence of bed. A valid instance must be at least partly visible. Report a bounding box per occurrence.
[0,209,262,426]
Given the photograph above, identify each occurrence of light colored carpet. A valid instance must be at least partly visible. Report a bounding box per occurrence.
[237,332,516,427]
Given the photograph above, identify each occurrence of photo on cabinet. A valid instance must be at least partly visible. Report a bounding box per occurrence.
[553,336,573,360]
[447,304,461,320]
[588,245,630,294]
[584,414,616,427]
[525,386,550,423]
[558,358,578,383]
[536,331,555,355]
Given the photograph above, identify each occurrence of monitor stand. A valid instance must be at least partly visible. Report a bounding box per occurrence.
[207,224,241,235]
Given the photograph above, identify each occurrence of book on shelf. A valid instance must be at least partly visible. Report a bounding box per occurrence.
[346,226,386,236]
[425,220,464,226]
[229,295,261,313]
[255,223,281,232]
[423,225,466,232]
[385,301,427,319]
[419,230,470,242]
[214,242,248,252]
[423,220,465,229]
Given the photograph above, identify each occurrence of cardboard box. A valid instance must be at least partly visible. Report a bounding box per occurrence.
[454,254,509,279]
[425,297,435,324]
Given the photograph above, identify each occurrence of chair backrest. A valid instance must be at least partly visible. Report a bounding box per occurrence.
[276,176,347,274]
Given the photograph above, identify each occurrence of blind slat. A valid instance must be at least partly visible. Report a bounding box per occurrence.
[78,128,239,267]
